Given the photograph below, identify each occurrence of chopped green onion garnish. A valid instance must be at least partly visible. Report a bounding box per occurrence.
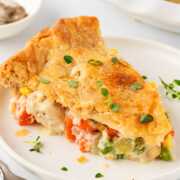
[27,136,43,153]
[130,82,143,91]
[64,55,73,64]
[140,114,154,124]
[95,173,104,178]
[142,75,147,80]
[110,103,120,112]
[111,57,119,64]
[96,80,103,88]
[68,80,79,88]
[39,77,50,84]
[101,88,109,97]
[61,166,68,171]
[88,59,103,66]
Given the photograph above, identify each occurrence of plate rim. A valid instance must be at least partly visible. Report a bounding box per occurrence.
[104,0,180,33]
[1,36,180,179]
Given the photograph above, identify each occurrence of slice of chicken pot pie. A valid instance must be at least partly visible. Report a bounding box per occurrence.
[0,16,174,162]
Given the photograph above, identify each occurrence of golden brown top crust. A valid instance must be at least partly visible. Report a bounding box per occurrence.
[0,16,172,146]
[0,16,103,88]
[53,16,101,48]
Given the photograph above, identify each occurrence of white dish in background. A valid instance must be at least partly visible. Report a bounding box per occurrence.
[0,0,42,40]
[0,37,180,180]
[105,0,180,33]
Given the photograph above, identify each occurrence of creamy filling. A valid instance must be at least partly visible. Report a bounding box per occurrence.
[68,117,161,161]
[10,91,65,134]
[10,90,173,161]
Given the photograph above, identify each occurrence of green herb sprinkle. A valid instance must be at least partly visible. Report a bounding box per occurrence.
[39,77,50,84]
[130,82,143,91]
[61,166,68,171]
[111,57,119,64]
[101,88,109,97]
[68,80,79,88]
[64,55,73,64]
[88,59,103,66]
[110,103,120,112]
[95,173,104,178]
[140,114,154,124]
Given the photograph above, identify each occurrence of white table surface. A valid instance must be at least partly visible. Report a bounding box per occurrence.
[0,0,180,179]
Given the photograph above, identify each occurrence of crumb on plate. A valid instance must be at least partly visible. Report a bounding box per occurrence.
[15,128,30,137]
[77,155,89,164]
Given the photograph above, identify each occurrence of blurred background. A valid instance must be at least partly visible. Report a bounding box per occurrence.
[1,0,180,61]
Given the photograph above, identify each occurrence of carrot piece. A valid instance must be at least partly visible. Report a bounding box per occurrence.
[79,119,97,133]
[107,127,118,138]
[166,130,175,138]
[19,112,34,126]
[169,130,175,137]
[65,117,76,142]
[79,139,89,152]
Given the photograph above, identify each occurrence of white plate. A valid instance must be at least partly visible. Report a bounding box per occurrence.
[0,37,180,180]
[105,0,180,33]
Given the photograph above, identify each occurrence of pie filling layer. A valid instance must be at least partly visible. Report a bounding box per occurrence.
[10,90,173,162]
